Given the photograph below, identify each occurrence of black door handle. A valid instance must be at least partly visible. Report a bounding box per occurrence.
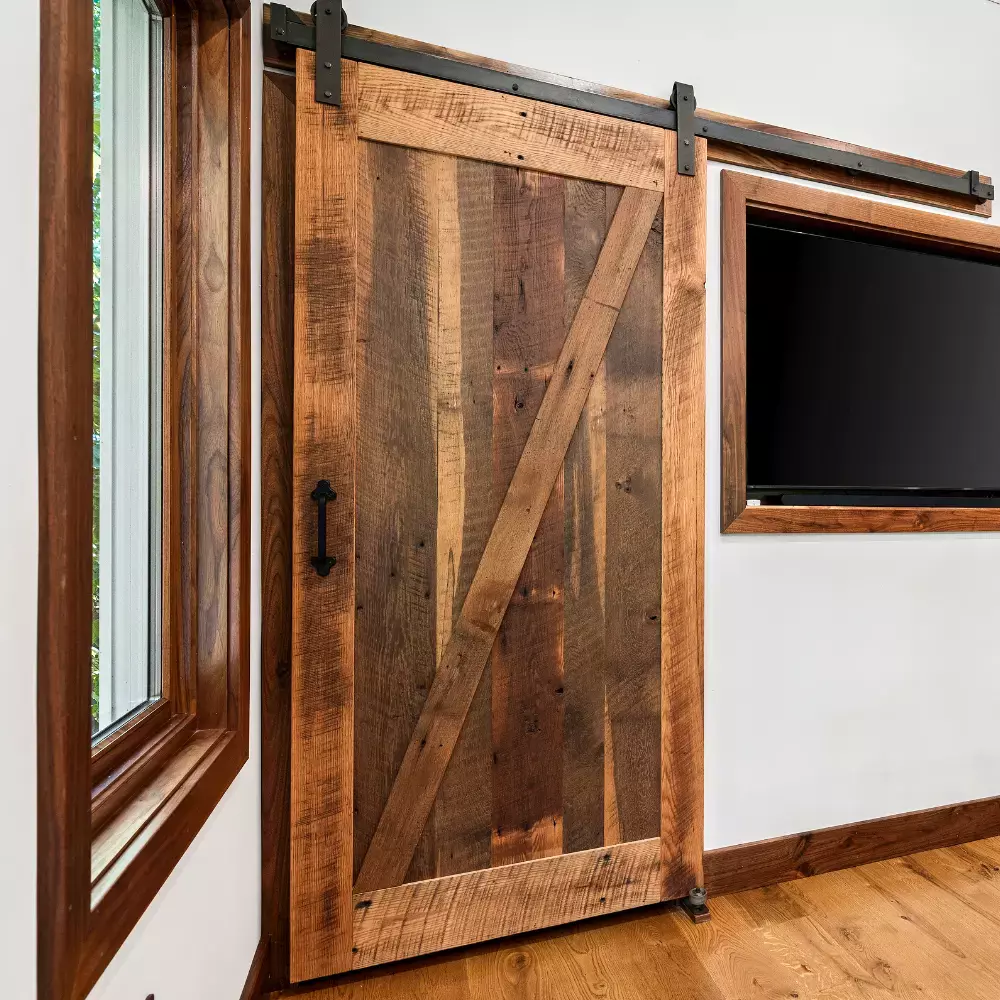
[310,479,337,576]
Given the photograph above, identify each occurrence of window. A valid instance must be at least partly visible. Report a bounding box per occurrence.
[92,0,164,737]
[39,0,250,995]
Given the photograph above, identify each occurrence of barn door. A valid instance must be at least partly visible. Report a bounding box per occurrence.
[290,49,706,983]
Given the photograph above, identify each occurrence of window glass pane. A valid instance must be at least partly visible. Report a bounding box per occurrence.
[92,0,164,739]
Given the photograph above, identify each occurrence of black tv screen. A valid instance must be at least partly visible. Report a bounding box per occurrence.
[746,220,1000,505]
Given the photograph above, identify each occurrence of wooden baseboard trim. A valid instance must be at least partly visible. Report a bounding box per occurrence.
[704,793,1000,897]
[240,936,269,1000]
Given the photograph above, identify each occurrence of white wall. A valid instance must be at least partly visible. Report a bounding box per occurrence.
[5,1,999,998]
[0,0,39,995]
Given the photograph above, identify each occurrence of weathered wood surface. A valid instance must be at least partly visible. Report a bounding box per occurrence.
[352,838,661,968]
[354,185,663,894]
[490,167,567,867]
[660,133,707,901]
[289,52,357,981]
[355,61,665,192]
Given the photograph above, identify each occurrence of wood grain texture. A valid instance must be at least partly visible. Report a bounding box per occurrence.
[720,169,1000,535]
[660,133,707,901]
[490,167,566,867]
[354,186,663,895]
[432,157,496,879]
[603,186,663,846]
[704,795,1000,897]
[37,0,94,996]
[354,61,664,192]
[195,2,232,728]
[290,51,358,981]
[561,180,610,856]
[351,839,661,968]
[262,7,991,217]
[261,68,296,992]
[353,141,441,886]
[40,3,252,998]
[269,833,1000,1000]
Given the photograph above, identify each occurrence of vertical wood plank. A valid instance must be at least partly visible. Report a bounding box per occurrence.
[261,68,295,991]
[354,141,440,887]
[434,157,496,877]
[604,187,664,844]
[561,179,609,855]
[290,52,357,981]
[490,167,566,866]
[195,5,231,727]
[661,133,707,901]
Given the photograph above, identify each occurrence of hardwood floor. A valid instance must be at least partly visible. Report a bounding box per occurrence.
[269,836,1000,999]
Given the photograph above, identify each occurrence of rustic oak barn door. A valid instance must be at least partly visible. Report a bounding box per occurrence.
[290,49,707,983]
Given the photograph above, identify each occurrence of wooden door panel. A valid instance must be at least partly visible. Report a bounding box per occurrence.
[292,49,706,981]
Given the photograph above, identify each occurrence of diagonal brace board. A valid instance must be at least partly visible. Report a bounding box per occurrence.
[355,185,663,894]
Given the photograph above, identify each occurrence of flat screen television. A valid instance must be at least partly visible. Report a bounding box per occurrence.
[746,219,1000,507]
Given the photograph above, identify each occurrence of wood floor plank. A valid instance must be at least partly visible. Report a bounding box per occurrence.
[490,167,567,867]
[354,186,662,895]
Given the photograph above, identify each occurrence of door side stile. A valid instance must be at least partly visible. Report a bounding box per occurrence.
[290,50,358,982]
[660,130,708,902]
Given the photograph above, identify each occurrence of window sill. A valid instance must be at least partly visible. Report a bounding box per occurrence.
[81,725,247,994]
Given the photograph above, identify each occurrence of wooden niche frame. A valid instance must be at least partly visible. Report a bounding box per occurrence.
[721,170,1000,534]
[38,0,251,997]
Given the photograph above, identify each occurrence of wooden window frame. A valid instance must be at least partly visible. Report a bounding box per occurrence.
[38,0,251,997]
[720,169,1000,535]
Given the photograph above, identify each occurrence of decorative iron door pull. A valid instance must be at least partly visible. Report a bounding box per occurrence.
[310,479,337,576]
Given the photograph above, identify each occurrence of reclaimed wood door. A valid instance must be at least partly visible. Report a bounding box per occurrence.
[290,49,707,983]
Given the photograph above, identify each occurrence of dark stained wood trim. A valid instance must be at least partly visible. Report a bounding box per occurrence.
[38,3,252,998]
[704,794,1000,898]
[240,936,270,1000]
[720,169,1000,535]
[37,0,94,995]
[260,67,296,994]
[261,5,991,219]
[91,698,172,785]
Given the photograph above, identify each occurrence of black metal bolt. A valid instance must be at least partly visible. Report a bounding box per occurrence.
[276,27,284,34]
[324,61,332,68]
[683,94,689,101]
[683,139,691,146]
[324,90,333,98]
[325,6,332,12]
[702,125,708,132]
[512,83,519,91]
[858,160,864,167]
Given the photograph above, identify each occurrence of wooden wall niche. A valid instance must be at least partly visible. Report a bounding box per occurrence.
[721,170,1000,534]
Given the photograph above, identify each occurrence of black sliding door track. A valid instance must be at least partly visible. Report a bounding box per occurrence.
[268,4,993,204]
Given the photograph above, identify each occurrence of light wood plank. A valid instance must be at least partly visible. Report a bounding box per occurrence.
[355,61,664,191]
[660,132,708,901]
[352,838,661,968]
[432,157,497,878]
[290,51,358,981]
[354,186,663,894]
